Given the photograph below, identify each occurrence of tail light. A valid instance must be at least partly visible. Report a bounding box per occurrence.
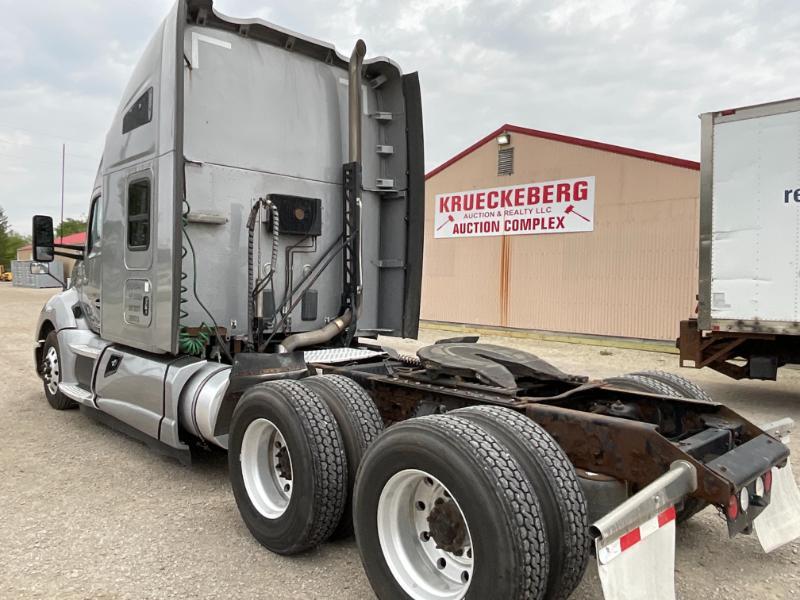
[763,470,773,493]
[727,494,739,520]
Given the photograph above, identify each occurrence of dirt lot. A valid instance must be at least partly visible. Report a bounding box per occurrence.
[2,284,799,599]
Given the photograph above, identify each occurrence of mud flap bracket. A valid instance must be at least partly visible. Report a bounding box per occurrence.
[591,460,697,600]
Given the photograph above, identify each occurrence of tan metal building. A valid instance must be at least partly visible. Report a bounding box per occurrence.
[422,125,700,341]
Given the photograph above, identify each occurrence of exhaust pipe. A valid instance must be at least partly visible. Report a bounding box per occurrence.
[278,40,365,354]
[348,39,366,321]
[349,39,366,163]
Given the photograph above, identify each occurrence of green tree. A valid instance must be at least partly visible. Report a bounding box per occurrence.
[0,206,31,269]
[56,217,88,238]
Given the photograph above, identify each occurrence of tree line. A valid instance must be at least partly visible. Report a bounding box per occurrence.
[0,206,87,269]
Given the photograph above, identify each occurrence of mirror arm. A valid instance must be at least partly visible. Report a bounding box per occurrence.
[54,243,85,251]
[43,270,67,291]
[53,250,84,260]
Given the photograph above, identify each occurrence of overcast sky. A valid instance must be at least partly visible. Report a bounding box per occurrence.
[2,0,799,233]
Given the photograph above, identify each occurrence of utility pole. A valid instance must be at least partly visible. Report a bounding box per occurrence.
[60,143,65,243]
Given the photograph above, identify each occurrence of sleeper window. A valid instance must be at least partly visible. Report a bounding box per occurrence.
[122,87,153,134]
[127,179,151,251]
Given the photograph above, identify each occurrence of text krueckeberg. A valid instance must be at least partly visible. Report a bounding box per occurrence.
[434,176,595,239]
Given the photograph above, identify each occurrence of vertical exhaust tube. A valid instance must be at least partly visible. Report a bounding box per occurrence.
[349,39,366,163]
[278,40,366,354]
[348,39,366,322]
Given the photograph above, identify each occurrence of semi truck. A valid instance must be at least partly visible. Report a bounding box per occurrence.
[679,98,800,380]
[30,2,800,599]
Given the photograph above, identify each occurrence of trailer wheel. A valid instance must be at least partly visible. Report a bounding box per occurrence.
[228,380,347,555]
[454,405,589,600]
[300,374,383,539]
[353,415,549,600]
[40,331,76,410]
[630,370,714,403]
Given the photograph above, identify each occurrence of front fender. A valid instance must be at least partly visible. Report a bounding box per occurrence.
[34,288,89,373]
[35,287,87,339]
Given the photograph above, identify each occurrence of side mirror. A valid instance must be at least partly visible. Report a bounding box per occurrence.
[32,215,55,262]
[29,262,48,275]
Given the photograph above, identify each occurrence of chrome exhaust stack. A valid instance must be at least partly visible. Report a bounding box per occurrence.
[348,39,366,164]
[279,39,365,354]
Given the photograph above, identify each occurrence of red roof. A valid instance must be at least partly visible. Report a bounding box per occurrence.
[425,123,700,180]
[19,230,86,252]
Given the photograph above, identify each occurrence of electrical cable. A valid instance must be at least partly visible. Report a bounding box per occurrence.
[179,187,233,362]
[259,232,353,351]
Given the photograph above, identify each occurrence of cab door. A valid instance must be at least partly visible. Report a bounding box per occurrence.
[79,192,103,332]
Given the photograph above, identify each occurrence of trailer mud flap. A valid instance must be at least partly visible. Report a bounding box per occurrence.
[596,507,677,600]
[590,461,697,600]
[754,459,800,552]
[754,423,800,553]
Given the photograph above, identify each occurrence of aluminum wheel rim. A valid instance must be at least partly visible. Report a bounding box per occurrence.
[44,346,59,395]
[377,469,474,600]
[240,418,293,519]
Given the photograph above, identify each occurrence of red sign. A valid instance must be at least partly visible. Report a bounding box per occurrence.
[434,176,595,238]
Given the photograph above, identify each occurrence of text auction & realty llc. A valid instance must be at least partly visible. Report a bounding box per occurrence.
[434,176,595,238]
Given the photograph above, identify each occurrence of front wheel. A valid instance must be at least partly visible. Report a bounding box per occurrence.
[40,331,76,410]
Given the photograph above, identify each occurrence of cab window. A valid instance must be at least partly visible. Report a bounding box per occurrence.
[127,179,151,251]
[88,195,102,249]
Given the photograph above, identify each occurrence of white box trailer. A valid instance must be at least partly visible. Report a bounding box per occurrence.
[680,98,800,379]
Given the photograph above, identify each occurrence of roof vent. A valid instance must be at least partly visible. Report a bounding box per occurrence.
[498,147,514,176]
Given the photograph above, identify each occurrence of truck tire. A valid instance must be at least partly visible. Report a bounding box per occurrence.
[228,380,347,555]
[40,331,76,410]
[630,370,713,403]
[605,373,708,523]
[603,374,682,398]
[353,414,550,600]
[454,405,589,600]
[299,374,383,539]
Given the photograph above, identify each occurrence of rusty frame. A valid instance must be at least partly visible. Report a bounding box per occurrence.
[325,362,789,507]
[678,319,778,379]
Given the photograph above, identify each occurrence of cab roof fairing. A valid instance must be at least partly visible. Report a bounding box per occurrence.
[186,0,404,76]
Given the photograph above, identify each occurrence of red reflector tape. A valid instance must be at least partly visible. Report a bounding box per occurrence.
[619,528,641,551]
[658,506,677,527]
[598,506,677,565]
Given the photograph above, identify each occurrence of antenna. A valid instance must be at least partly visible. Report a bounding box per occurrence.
[59,143,65,243]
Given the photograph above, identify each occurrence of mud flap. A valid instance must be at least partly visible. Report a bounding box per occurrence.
[591,461,696,600]
[754,432,800,553]
[596,507,677,600]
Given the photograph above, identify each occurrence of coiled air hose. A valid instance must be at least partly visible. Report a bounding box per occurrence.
[178,195,232,361]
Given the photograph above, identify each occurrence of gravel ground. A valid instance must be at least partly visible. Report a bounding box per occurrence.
[1,284,799,599]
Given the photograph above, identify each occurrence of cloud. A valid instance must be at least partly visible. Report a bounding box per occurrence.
[2,0,799,233]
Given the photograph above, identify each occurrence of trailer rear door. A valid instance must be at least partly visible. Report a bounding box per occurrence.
[703,99,800,332]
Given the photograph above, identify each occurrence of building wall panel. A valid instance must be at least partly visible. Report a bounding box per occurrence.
[422,133,700,341]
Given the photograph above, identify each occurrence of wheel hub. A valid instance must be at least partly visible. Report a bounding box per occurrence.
[43,346,59,395]
[274,442,292,481]
[427,498,468,554]
[240,418,293,519]
[377,469,474,600]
